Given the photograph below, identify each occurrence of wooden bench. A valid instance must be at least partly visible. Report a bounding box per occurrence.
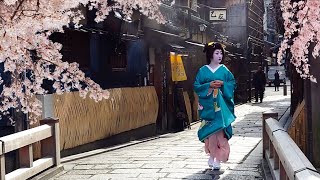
[0,118,60,180]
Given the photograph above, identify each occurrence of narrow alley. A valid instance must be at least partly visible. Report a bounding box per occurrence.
[50,86,290,180]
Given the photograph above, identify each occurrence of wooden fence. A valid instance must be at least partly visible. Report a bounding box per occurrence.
[288,100,307,155]
[262,113,320,180]
[0,118,60,180]
[50,86,158,150]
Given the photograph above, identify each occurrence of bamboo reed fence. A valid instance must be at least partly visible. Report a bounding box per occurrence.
[51,86,158,150]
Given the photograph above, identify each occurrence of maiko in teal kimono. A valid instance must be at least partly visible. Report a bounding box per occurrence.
[194,64,236,142]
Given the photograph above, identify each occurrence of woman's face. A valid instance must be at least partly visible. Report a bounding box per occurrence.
[211,49,223,64]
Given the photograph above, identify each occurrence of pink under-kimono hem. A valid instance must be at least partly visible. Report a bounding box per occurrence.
[204,130,230,162]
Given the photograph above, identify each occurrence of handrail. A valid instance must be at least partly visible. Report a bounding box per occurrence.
[0,118,60,180]
[262,113,320,180]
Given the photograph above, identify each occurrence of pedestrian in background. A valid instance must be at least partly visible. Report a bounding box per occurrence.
[274,70,280,91]
[194,42,236,170]
[252,67,266,103]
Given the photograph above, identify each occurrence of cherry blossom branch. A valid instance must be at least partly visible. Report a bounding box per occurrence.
[11,0,26,20]
[278,0,319,83]
[0,0,164,124]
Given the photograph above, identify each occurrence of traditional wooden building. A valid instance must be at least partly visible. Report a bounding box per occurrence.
[198,0,265,102]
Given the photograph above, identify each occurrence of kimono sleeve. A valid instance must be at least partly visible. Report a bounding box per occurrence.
[194,69,212,98]
[222,69,236,99]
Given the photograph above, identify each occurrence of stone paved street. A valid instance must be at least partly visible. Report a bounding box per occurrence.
[50,86,291,180]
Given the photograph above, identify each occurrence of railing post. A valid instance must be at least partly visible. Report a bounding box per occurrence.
[269,142,274,158]
[40,118,60,166]
[19,145,33,168]
[262,111,278,158]
[274,151,279,170]
[283,84,287,96]
[280,162,287,180]
[0,141,4,180]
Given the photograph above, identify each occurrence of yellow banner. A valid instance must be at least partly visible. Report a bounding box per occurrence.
[170,53,187,81]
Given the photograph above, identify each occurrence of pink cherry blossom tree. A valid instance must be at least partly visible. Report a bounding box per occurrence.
[0,0,164,124]
[278,0,320,83]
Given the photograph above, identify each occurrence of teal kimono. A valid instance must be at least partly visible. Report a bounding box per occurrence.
[194,65,236,142]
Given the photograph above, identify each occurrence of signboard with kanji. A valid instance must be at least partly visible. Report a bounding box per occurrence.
[209,8,227,21]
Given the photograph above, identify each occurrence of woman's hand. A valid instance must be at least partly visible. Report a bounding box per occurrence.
[210,81,222,88]
[214,80,224,86]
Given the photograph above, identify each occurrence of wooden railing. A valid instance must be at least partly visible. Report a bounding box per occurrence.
[262,112,320,180]
[0,118,60,180]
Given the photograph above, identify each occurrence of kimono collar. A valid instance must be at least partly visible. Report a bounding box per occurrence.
[206,64,222,74]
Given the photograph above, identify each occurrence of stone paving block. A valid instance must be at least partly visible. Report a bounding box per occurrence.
[110,163,144,169]
[215,174,262,180]
[225,163,259,169]
[226,159,243,163]
[114,154,152,158]
[184,164,211,169]
[238,133,262,137]
[185,158,209,162]
[138,172,168,178]
[228,154,247,159]
[109,178,157,180]
[109,168,160,174]
[222,170,262,177]
[53,175,93,179]
[130,160,173,164]
[160,168,206,174]
[167,173,214,179]
[89,173,139,179]
[245,156,263,161]
[141,163,186,169]
[228,153,248,158]
[73,164,95,170]
[182,161,208,166]
[52,170,68,178]
[205,169,224,176]
[62,163,77,171]
[66,169,111,175]
[128,157,173,162]
[148,154,179,158]
[163,151,202,156]
[130,146,160,150]
[77,159,133,164]
[92,164,112,169]
[226,166,258,172]
[242,159,262,165]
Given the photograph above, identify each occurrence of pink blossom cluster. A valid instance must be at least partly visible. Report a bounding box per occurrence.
[0,0,164,124]
[278,0,320,83]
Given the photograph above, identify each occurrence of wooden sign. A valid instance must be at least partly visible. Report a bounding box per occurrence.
[209,8,227,21]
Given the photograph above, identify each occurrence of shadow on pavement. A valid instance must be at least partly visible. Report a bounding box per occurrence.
[183,168,221,180]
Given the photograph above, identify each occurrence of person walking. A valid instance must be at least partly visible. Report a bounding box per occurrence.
[194,42,236,170]
[274,70,280,91]
[252,67,266,103]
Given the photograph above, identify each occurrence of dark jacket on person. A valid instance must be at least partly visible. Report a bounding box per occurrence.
[274,72,280,86]
[253,70,266,90]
